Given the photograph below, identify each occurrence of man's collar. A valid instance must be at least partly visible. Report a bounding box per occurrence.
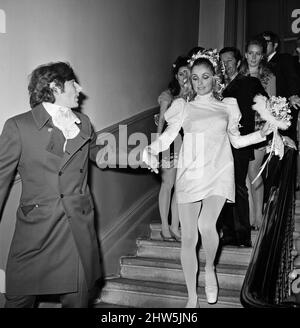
[43,102,69,116]
[268,51,277,62]
[31,103,81,130]
[31,103,52,130]
[229,72,239,82]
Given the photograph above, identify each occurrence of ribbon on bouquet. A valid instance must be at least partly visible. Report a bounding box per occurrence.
[251,128,284,184]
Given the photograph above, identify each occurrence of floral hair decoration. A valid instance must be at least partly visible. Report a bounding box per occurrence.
[188,48,226,100]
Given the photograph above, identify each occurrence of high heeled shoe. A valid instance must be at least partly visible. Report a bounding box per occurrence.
[169,227,181,242]
[204,268,218,304]
[160,231,175,241]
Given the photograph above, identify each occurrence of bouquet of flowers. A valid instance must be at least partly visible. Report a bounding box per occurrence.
[251,94,292,183]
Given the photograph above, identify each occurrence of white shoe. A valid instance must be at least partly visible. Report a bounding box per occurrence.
[205,268,218,304]
[205,285,218,304]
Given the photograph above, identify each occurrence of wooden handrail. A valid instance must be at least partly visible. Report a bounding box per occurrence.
[240,147,299,307]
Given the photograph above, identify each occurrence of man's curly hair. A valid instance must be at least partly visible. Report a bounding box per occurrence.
[28,62,76,108]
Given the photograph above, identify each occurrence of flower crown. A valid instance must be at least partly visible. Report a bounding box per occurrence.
[188,48,218,67]
[188,48,225,75]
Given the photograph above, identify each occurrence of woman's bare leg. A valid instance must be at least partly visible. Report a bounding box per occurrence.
[248,149,266,228]
[159,167,177,237]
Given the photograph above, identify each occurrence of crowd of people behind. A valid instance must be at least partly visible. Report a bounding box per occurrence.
[143,31,300,307]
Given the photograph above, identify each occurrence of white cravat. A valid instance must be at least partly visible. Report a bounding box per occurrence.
[43,102,81,151]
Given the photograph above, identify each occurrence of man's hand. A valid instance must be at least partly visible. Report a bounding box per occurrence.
[282,135,297,150]
[142,147,159,174]
[289,95,300,109]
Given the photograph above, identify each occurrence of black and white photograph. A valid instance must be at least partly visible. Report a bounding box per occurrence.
[0,0,299,318]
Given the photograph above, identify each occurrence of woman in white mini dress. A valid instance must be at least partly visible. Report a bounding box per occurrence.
[143,50,272,307]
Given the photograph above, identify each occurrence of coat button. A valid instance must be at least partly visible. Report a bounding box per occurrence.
[60,194,64,198]
[80,169,83,173]
[58,171,63,176]
[82,210,85,214]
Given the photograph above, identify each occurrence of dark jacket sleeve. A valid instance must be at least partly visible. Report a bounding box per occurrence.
[0,118,22,216]
[253,77,268,98]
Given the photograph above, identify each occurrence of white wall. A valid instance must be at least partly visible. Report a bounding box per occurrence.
[0,0,199,132]
[0,0,200,307]
[198,0,225,50]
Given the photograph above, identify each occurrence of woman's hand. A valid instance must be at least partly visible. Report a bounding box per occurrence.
[260,122,274,137]
[142,147,159,174]
[289,95,300,109]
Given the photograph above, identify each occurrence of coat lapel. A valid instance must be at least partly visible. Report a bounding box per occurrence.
[31,103,52,129]
[31,104,91,170]
[59,114,91,171]
[223,74,243,97]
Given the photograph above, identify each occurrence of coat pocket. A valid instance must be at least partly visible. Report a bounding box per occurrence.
[20,204,38,216]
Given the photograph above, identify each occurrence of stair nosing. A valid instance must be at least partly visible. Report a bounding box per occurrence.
[102,277,241,303]
[120,256,248,275]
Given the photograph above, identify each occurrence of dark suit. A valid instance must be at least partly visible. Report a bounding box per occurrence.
[267,52,300,141]
[292,55,300,80]
[0,104,102,301]
[219,74,268,244]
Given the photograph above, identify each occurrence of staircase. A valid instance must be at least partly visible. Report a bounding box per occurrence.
[96,222,259,308]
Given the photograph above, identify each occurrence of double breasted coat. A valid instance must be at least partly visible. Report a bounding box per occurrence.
[0,104,102,295]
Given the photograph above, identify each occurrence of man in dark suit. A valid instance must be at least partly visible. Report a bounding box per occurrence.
[0,62,119,308]
[260,31,300,142]
[218,47,268,247]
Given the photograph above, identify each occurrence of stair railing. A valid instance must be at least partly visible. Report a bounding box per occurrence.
[240,147,299,307]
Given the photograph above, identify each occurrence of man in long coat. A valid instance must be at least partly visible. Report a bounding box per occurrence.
[0,62,112,307]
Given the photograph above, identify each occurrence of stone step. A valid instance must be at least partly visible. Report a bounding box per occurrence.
[93,301,131,308]
[136,238,253,265]
[39,300,130,308]
[120,256,246,291]
[100,277,242,308]
[38,302,61,308]
[149,223,258,244]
